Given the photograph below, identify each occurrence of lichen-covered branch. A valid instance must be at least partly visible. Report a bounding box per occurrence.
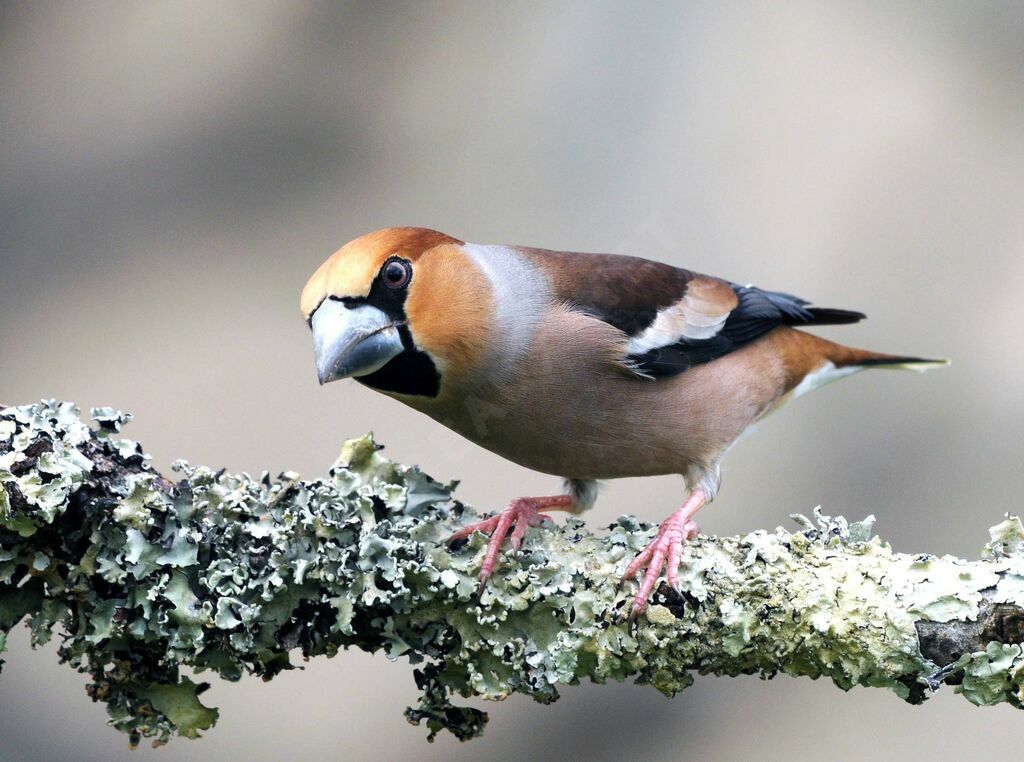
[2,402,1024,747]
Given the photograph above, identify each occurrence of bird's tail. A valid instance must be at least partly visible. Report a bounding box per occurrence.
[767,329,948,408]
[845,350,950,372]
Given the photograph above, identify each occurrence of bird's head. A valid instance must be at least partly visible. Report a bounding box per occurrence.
[300,227,490,397]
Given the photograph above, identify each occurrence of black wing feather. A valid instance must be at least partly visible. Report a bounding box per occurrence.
[628,285,865,378]
[522,247,864,380]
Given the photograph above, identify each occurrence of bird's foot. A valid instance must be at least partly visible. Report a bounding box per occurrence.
[622,515,701,620]
[449,494,573,581]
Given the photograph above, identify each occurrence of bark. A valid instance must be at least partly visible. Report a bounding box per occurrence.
[1,401,1023,747]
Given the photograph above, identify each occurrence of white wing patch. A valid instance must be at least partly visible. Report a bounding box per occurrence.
[627,290,731,355]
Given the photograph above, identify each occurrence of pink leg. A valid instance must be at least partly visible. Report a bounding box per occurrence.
[449,494,574,581]
[622,488,708,619]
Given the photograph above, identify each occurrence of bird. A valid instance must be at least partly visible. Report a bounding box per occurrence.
[301,227,946,617]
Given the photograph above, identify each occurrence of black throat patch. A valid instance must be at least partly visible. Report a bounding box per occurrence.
[357,324,440,397]
[338,262,441,398]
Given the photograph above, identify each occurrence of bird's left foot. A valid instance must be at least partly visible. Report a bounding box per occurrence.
[449,494,573,581]
[622,514,701,619]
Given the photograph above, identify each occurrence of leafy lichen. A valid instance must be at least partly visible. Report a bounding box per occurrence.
[2,401,1024,746]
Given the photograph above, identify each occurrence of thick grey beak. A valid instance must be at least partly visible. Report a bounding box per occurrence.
[311,300,404,385]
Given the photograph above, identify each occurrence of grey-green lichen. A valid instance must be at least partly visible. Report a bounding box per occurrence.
[2,401,1024,746]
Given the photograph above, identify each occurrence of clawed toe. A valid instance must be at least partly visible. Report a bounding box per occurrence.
[448,514,501,544]
[447,495,571,582]
[623,517,701,619]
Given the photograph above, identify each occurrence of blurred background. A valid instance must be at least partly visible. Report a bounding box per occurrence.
[2,1,1022,759]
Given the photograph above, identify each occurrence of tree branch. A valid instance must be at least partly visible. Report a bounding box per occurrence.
[1,401,1023,747]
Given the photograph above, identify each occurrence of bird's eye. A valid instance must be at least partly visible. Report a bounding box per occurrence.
[382,259,411,289]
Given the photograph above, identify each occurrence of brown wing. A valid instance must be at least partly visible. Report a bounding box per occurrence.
[523,247,864,377]
[521,247,707,335]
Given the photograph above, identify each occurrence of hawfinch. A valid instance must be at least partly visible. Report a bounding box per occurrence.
[301,227,945,617]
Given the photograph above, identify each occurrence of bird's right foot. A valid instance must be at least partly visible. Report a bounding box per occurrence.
[621,487,709,619]
[621,516,700,619]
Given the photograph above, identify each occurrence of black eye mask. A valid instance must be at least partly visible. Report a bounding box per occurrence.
[345,258,441,398]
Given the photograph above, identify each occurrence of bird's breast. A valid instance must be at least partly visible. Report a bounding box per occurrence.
[396,311,788,480]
